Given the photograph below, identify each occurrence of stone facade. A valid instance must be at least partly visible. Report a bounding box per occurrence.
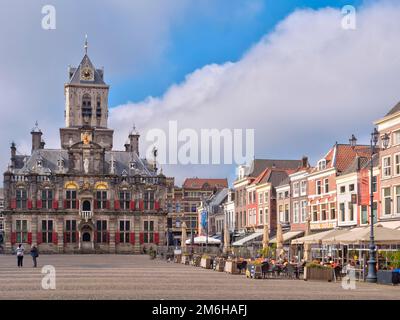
[2,48,168,254]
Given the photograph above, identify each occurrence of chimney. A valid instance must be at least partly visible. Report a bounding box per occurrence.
[124,140,130,152]
[40,139,45,149]
[302,156,308,168]
[10,142,16,168]
[31,122,42,153]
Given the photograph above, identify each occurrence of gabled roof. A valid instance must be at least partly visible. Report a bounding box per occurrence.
[385,101,400,117]
[182,178,228,190]
[247,159,303,178]
[68,54,106,85]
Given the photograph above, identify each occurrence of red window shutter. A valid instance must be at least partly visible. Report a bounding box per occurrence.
[76,200,79,210]
[11,198,16,209]
[129,232,135,245]
[129,200,135,211]
[115,232,120,244]
[106,200,110,209]
[94,200,98,210]
[139,200,144,211]
[63,232,67,244]
[155,201,160,211]
[75,231,79,243]
[106,232,110,243]
[52,232,58,245]
[139,232,144,244]
[154,232,159,244]
[114,200,120,210]
[27,199,33,210]
[94,231,97,243]
[27,232,32,245]
[36,199,42,209]
[63,200,67,209]
[11,232,16,244]
[52,200,58,210]
[37,232,42,245]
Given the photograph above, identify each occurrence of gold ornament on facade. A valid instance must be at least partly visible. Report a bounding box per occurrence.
[81,132,92,145]
[95,181,108,190]
[65,181,79,190]
[81,181,91,191]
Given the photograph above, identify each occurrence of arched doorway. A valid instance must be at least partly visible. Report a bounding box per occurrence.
[82,200,91,211]
[82,232,91,242]
[80,224,94,251]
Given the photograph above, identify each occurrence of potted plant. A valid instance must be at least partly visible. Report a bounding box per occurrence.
[181,253,191,265]
[214,257,226,272]
[377,251,400,285]
[304,262,334,282]
[224,257,240,274]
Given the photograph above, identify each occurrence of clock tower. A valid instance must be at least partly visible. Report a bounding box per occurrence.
[60,37,114,151]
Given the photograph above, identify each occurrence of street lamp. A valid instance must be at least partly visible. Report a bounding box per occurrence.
[349,129,389,283]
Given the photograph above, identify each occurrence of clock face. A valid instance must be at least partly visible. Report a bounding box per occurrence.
[81,67,93,81]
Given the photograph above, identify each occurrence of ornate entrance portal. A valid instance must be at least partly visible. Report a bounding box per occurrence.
[79,223,94,252]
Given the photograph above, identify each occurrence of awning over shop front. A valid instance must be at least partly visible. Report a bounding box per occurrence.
[185,236,221,245]
[323,225,400,245]
[376,221,400,230]
[291,229,349,245]
[270,231,304,244]
[232,230,263,247]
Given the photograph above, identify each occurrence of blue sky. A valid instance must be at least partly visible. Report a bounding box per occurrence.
[109,0,363,106]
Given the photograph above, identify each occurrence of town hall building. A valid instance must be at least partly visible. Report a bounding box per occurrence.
[2,42,168,254]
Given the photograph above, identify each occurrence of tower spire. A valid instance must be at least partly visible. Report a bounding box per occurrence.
[84,34,88,55]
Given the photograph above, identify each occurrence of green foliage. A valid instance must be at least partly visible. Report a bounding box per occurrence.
[381,250,400,269]
[306,262,332,269]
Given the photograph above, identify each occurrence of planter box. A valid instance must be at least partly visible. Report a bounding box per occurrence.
[214,259,226,272]
[181,255,190,265]
[246,264,262,279]
[377,270,399,285]
[224,260,239,274]
[304,267,333,282]
[191,256,201,267]
[200,257,212,269]
[174,255,182,264]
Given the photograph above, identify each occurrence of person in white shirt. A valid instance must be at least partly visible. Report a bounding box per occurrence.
[16,244,24,268]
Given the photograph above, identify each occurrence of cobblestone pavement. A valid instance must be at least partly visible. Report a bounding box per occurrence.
[0,255,399,300]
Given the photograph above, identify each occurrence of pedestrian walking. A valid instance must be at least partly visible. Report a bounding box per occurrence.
[16,244,24,268]
[30,245,39,267]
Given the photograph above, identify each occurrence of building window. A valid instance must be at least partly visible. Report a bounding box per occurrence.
[312,205,318,221]
[383,187,391,215]
[293,183,299,197]
[66,190,77,209]
[300,181,307,195]
[264,192,269,203]
[349,184,355,192]
[41,190,53,209]
[96,220,107,243]
[82,94,92,118]
[361,205,368,224]
[258,193,263,204]
[16,189,27,209]
[144,191,155,210]
[318,159,326,170]
[396,186,400,215]
[264,208,269,224]
[316,181,322,195]
[284,204,289,222]
[144,221,154,243]
[349,203,354,221]
[175,202,181,213]
[293,202,299,223]
[96,97,101,118]
[340,203,345,222]
[395,154,400,176]
[65,220,77,243]
[301,201,307,222]
[284,191,289,198]
[330,203,336,220]
[278,205,283,222]
[259,209,263,225]
[321,204,327,221]
[394,130,400,145]
[96,191,107,209]
[15,220,28,243]
[41,220,53,243]
[119,191,130,210]
[340,186,345,194]
[383,156,391,178]
[373,202,378,223]
[324,179,329,193]
[119,220,130,243]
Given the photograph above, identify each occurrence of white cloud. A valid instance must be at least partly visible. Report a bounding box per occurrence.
[109,1,400,184]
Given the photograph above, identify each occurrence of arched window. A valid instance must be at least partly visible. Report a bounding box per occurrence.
[82,94,92,119]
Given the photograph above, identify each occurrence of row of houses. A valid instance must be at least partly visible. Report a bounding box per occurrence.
[192,100,400,245]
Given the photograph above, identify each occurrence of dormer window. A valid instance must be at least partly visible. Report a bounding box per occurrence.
[37,159,42,168]
[318,159,326,171]
[57,159,64,169]
[130,162,135,170]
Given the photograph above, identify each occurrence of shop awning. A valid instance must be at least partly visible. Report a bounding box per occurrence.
[270,231,304,244]
[232,230,263,247]
[324,225,400,245]
[185,236,221,245]
[291,229,349,245]
[376,221,400,230]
